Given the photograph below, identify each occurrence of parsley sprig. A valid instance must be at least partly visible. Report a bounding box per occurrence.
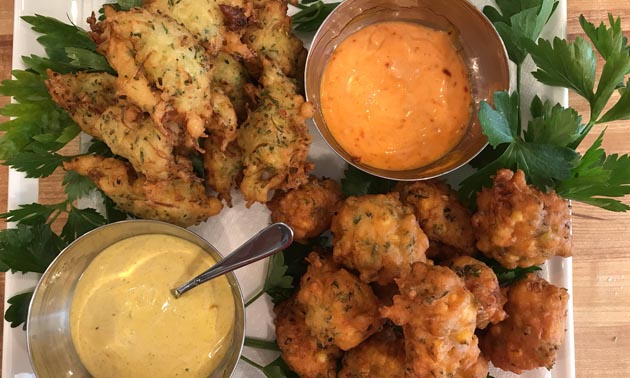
[0,9,127,328]
[459,1,630,212]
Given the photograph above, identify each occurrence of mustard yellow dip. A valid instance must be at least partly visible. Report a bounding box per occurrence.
[320,21,472,170]
[70,234,235,378]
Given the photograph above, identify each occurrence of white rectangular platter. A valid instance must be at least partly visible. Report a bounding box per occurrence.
[3,0,575,377]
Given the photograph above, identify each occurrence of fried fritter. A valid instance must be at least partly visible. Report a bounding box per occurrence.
[90,6,237,150]
[238,60,313,206]
[144,0,253,58]
[274,297,342,378]
[456,353,489,378]
[243,0,306,78]
[442,256,507,329]
[45,70,117,138]
[96,106,193,181]
[480,273,569,373]
[331,193,429,285]
[203,139,242,206]
[267,176,342,243]
[472,169,572,269]
[380,263,481,378]
[395,180,476,259]
[211,51,251,121]
[297,252,383,351]
[64,155,222,227]
[338,326,405,378]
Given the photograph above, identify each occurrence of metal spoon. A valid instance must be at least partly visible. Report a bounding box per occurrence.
[172,223,294,298]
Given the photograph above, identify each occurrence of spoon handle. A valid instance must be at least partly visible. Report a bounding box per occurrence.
[172,223,294,298]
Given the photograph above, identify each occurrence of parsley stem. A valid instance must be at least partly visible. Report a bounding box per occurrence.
[516,63,523,136]
[245,289,265,307]
[244,336,280,351]
[240,355,265,370]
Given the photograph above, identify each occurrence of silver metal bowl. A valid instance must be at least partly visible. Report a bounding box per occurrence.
[305,0,510,180]
[27,220,245,378]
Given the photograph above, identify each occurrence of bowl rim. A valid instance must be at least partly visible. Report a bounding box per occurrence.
[304,0,510,181]
[26,219,246,378]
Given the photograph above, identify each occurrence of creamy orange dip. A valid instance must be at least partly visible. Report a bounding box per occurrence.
[320,21,472,170]
[70,234,235,378]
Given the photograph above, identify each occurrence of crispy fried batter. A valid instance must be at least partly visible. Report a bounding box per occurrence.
[395,180,476,259]
[274,297,342,378]
[90,6,237,150]
[331,193,429,285]
[472,169,572,269]
[64,155,222,227]
[45,70,117,138]
[243,0,306,78]
[211,51,251,121]
[480,273,569,373]
[442,256,507,329]
[380,263,481,378]
[297,252,383,351]
[203,139,242,206]
[268,176,342,243]
[144,0,253,58]
[338,326,405,378]
[96,106,193,181]
[456,353,489,378]
[238,60,313,206]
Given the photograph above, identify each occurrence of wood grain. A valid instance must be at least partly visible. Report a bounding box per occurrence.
[1,1,630,377]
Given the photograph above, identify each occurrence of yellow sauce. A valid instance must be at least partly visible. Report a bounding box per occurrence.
[320,21,472,170]
[70,234,235,378]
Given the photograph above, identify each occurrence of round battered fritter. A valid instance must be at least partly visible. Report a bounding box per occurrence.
[338,326,405,378]
[480,273,569,374]
[442,256,507,329]
[395,180,476,259]
[331,193,429,285]
[268,176,343,243]
[274,297,341,378]
[380,263,480,378]
[472,169,572,269]
[297,252,383,351]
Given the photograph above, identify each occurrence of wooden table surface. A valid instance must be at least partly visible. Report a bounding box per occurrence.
[1,0,630,377]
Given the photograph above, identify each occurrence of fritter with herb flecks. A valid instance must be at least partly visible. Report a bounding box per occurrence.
[268,176,342,243]
[297,252,383,351]
[395,180,476,259]
[274,296,341,378]
[442,256,507,329]
[472,169,572,269]
[331,193,428,285]
[338,326,405,378]
[480,273,569,374]
[380,263,481,378]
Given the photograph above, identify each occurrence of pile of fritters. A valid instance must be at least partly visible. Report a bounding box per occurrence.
[47,0,312,226]
[271,168,570,378]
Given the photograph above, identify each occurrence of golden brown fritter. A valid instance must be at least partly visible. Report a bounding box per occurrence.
[480,273,569,374]
[243,0,306,78]
[338,326,405,378]
[90,6,237,150]
[441,256,507,329]
[331,193,429,285]
[211,51,251,120]
[45,70,117,138]
[395,180,476,259]
[274,297,342,378]
[380,263,481,378]
[203,139,242,206]
[144,0,253,58]
[472,169,572,269]
[238,60,313,206]
[297,252,383,351]
[64,155,222,227]
[96,106,193,181]
[267,176,342,243]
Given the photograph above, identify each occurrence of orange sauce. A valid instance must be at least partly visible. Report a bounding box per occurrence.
[320,21,472,170]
